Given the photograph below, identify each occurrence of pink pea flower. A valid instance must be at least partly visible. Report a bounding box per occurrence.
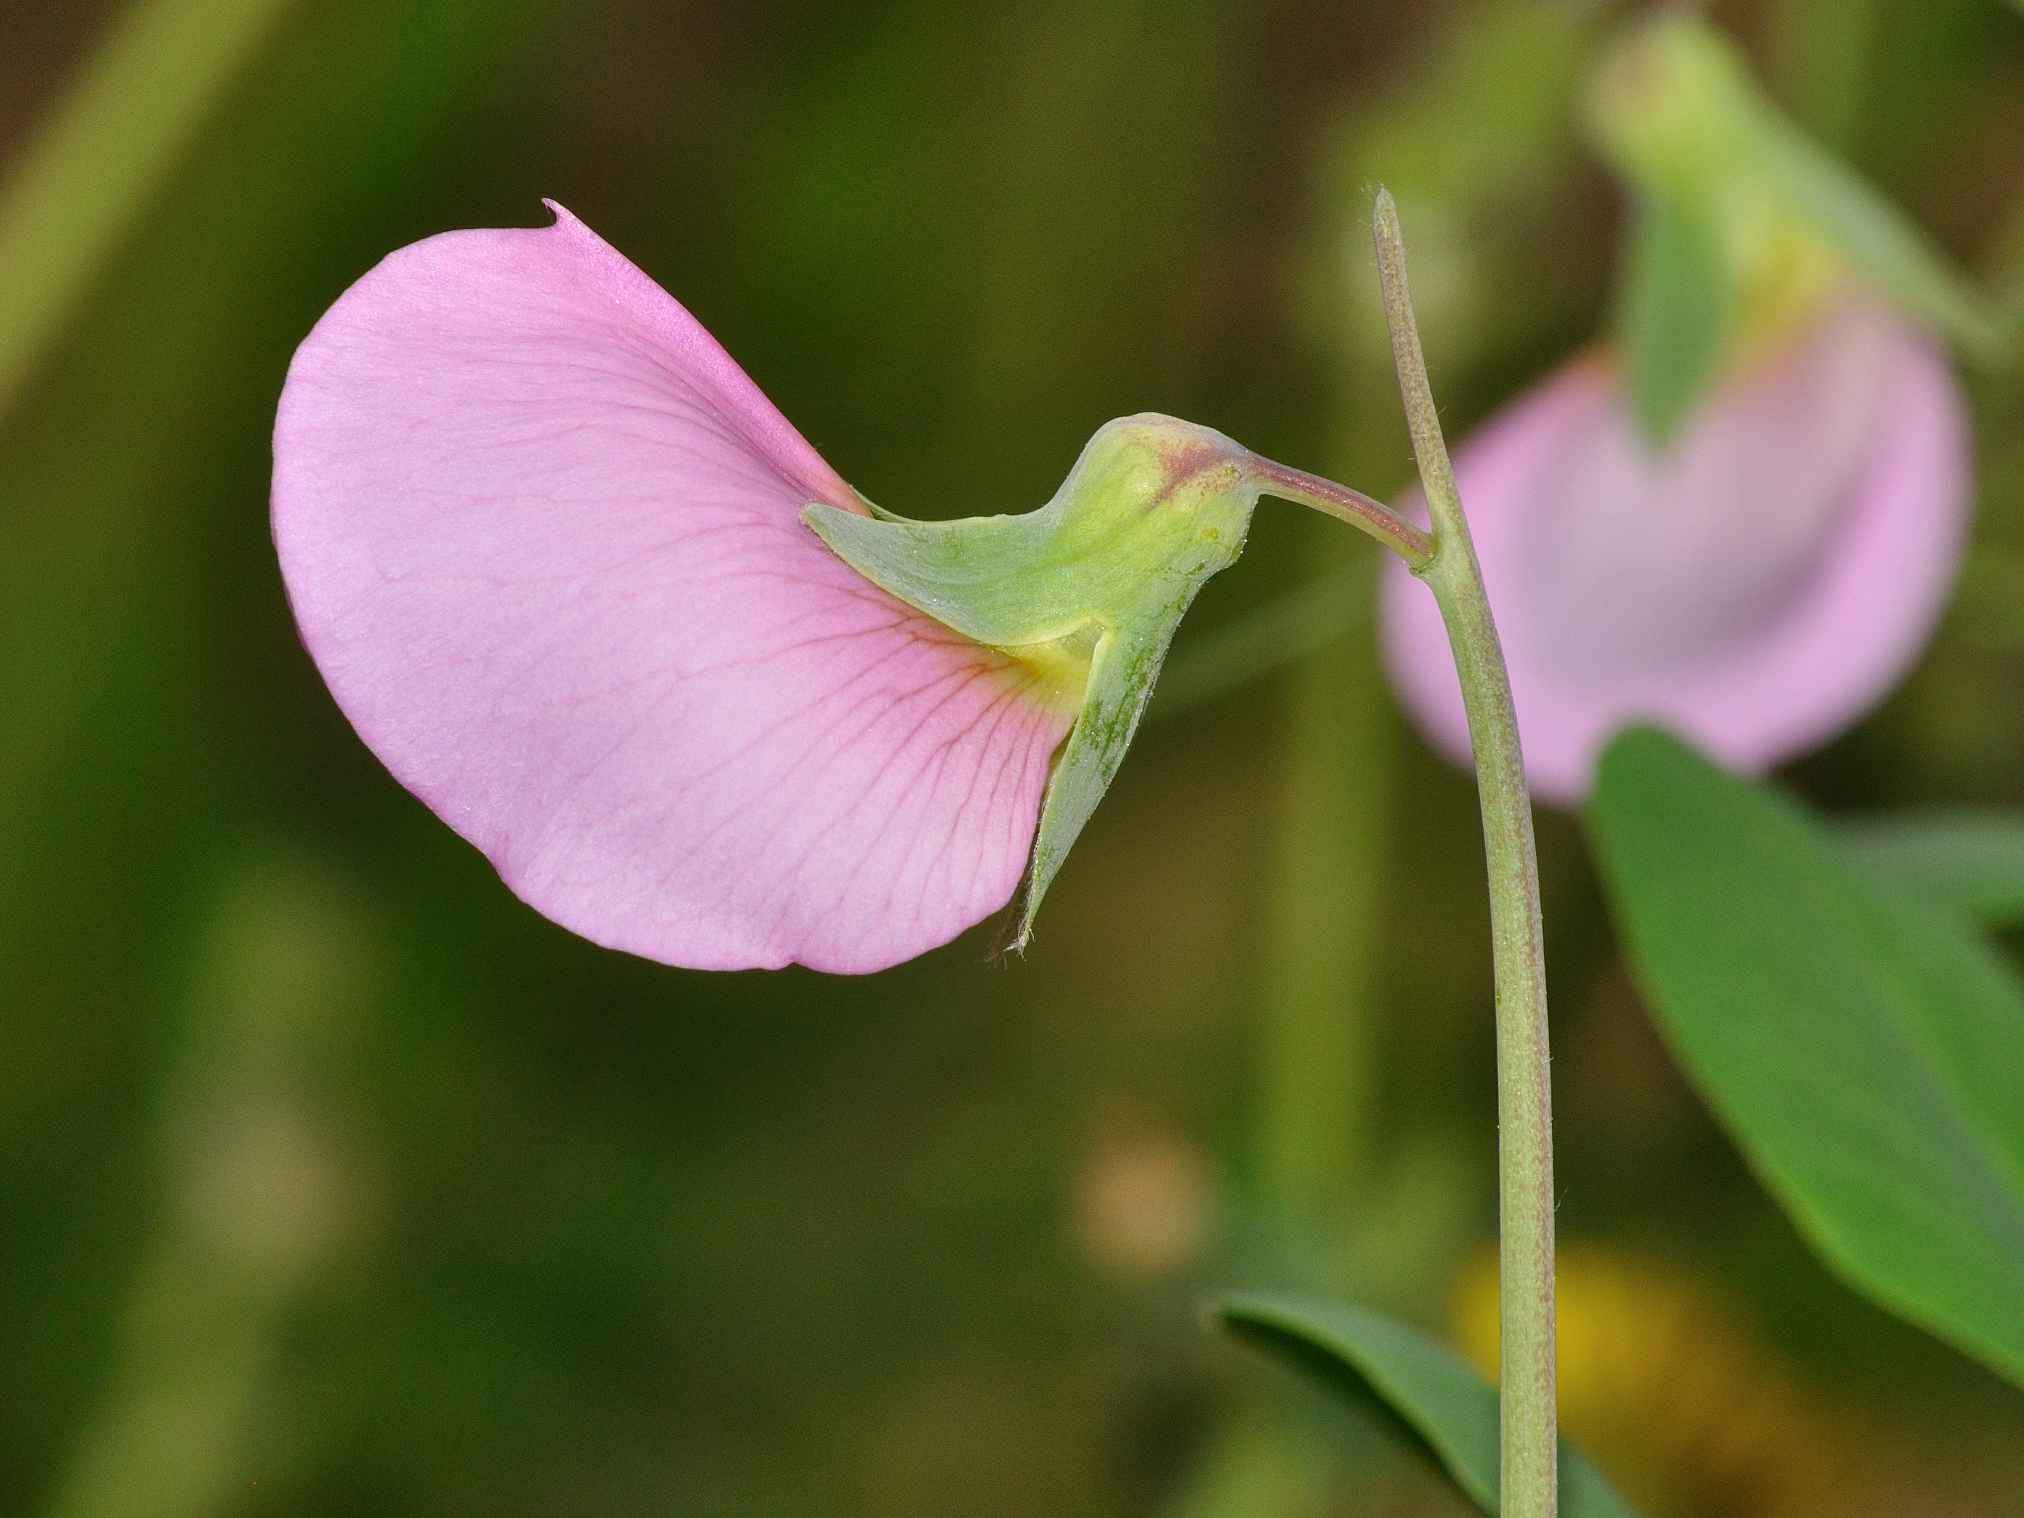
[1378,299,1969,804]
[274,204,1421,971]
[272,204,1084,973]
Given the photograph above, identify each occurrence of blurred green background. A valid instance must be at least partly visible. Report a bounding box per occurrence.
[4,1,2023,1514]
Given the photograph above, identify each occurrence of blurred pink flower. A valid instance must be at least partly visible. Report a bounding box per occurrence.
[272,204,1081,973]
[1379,300,1969,804]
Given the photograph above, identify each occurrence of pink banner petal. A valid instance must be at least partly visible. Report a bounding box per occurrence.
[274,205,1076,971]
[1380,301,1969,804]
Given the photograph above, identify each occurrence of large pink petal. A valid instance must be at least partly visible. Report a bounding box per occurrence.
[1380,301,1969,804]
[273,204,1077,972]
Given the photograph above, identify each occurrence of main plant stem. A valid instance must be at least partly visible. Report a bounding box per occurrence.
[1372,189,1558,1518]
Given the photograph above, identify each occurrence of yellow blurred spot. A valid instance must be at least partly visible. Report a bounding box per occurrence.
[1449,1245,1857,1518]
[1070,1115,1214,1281]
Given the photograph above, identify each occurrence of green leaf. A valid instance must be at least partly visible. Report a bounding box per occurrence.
[1588,16,2008,361]
[1837,810,2024,930]
[1733,93,2009,360]
[0,0,305,412]
[1211,1293,1644,1518]
[1588,729,2024,1388]
[1619,195,1734,447]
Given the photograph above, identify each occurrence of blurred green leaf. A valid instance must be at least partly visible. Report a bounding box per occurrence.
[1765,0,1883,151]
[1154,569,1370,718]
[1619,195,1732,446]
[1589,728,2024,1389]
[0,0,301,415]
[1590,15,2006,361]
[1212,1293,1643,1517]
[1733,68,2008,358]
[1837,811,2024,929]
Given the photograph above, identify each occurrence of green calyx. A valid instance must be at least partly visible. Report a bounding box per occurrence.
[1587,13,1751,201]
[806,413,1424,953]
[1589,14,2008,447]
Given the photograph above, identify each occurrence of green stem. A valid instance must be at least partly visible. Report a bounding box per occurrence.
[1247,457,1435,569]
[1255,561,1391,1257]
[1150,568,1372,719]
[0,0,299,415]
[1370,188,1558,1518]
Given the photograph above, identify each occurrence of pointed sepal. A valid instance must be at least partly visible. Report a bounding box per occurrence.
[1590,13,2008,446]
[807,415,1264,949]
